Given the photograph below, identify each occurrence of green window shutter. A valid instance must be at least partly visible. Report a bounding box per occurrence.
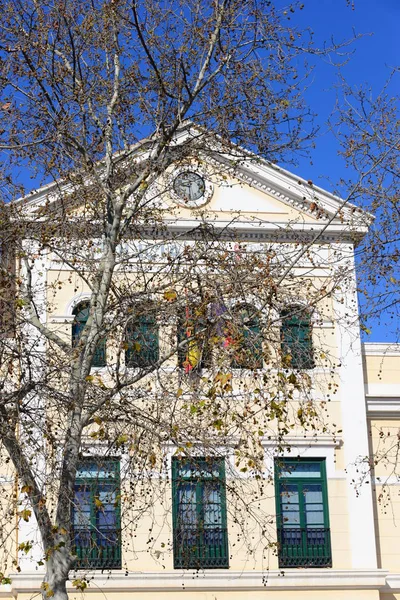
[126,314,159,367]
[172,458,229,569]
[72,459,121,570]
[280,309,314,370]
[72,302,107,368]
[230,306,263,370]
[274,458,331,568]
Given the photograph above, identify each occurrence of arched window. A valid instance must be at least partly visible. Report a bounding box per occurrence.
[72,302,106,368]
[125,313,159,368]
[177,308,210,372]
[280,306,314,369]
[228,305,263,370]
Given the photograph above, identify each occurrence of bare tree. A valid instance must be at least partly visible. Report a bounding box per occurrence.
[331,70,400,506]
[332,70,400,337]
[0,1,361,598]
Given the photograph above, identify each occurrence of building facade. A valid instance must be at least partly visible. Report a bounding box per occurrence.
[0,148,399,600]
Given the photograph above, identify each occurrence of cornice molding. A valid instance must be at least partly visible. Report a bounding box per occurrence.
[367,398,400,419]
[144,219,367,244]
[9,569,389,593]
[363,342,400,356]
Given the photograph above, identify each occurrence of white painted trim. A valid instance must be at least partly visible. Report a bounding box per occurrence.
[0,476,14,484]
[47,315,75,324]
[385,574,400,591]
[0,584,11,598]
[333,243,378,569]
[9,569,389,592]
[365,383,400,397]
[373,476,400,486]
[65,292,92,316]
[367,398,400,418]
[263,439,343,480]
[363,342,400,356]
[261,435,342,448]
[156,218,369,242]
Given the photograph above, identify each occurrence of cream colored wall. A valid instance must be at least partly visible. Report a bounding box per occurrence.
[43,243,353,573]
[118,470,352,572]
[171,174,320,224]
[364,353,400,386]
[369,417,400,573]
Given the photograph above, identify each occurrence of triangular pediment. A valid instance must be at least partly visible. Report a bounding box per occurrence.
[13,124,371,242]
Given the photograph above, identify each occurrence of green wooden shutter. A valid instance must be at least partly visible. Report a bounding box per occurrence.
[72,302,106,368]
[274,458,331,568]
[172,458,229,569]
[231,306,263,369]
[280,310,314,369]
[126,314,159,367]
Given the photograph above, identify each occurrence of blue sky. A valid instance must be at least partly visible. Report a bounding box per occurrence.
[286,0,398,186]
[282,0,399,342]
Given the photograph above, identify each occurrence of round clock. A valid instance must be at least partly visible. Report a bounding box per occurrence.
[172,170,213,207]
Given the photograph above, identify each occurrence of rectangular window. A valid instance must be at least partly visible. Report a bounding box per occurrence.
[275,458,331,568]
[172,457,229,569]
[72,459,121,569]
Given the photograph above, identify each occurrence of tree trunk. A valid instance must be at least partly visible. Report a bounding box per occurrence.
[42,547,72,600]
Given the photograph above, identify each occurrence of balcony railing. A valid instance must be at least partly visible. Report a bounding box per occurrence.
[73,529,121,570]
[277,527,332,568]
[173,526,229,569]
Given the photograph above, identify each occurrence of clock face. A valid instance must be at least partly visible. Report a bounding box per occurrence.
[173,171,206,204]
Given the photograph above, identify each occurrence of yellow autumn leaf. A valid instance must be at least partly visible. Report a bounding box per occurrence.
[163,289,177,302]
[18,509,32,522]
[116,433,129,445]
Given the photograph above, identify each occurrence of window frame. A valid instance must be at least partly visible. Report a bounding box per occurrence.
[72,458,121,570]
[172,457,229,570]
[274,457,332,568]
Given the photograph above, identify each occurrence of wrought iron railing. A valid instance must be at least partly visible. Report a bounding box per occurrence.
[277,527,332,568]
[73,529,121,570]
[173,526,229,569]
